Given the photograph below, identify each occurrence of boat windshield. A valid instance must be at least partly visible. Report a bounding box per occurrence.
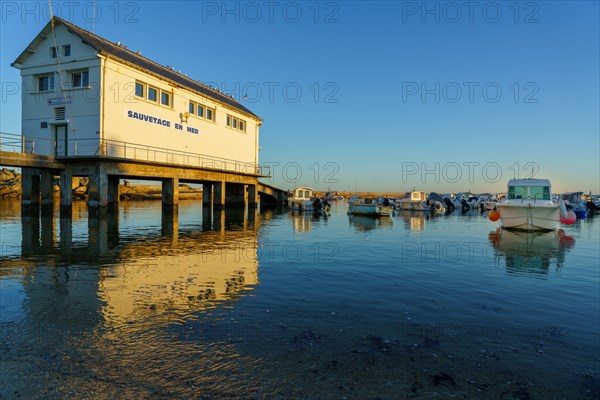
[508,185,550,200]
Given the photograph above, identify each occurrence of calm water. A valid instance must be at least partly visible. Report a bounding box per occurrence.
[0,199,599,399]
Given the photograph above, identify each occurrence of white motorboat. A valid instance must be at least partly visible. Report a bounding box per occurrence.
[398,191,429,211]
[290,187,315,211]
[495,179,561,231]
[348,197,394,217]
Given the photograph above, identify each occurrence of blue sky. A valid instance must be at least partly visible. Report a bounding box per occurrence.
[1,1,598,193]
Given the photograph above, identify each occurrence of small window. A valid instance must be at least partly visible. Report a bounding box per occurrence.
[189,102,195,114]
[148,87,158,102]
[50,47,57,58]
[63,45,71,57]
[38,75,54,91]
[226,114,246,132]
[71,71,89,88]
[206,108,214,121]
[161,91,170,106]
[135,82,145,97]
[197,105,204,118]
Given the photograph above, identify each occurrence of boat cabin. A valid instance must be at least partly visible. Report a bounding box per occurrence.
[291,187,313,201]
[561,192,583,203]
[507,179,551,201]
[402,191,427,202]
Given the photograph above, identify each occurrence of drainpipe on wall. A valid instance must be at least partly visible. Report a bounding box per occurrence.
[100,54,108,154]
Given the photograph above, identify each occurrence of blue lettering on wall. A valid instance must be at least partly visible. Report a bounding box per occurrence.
[127,110,197,134]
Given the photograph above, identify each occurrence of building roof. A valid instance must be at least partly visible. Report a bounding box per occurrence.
[12,16,260,120]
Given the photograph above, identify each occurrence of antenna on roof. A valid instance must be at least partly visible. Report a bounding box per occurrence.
[93,0,96,34]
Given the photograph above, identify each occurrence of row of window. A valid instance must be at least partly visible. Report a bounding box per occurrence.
[51,45,71,58]
[135,81,172,107]
[37,70,88,91]
[189,101,215,122]
[36,73,248,131]
[226,115,246,132]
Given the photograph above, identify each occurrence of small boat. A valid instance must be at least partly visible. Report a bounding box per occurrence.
[484,194,502,211]
[347,195,362,204]
[398,191,429,211]
[495,179,561,231]
[560,192,587,219]
[290,187,315,211]
[348,197,394,217]
[427,192,446,213]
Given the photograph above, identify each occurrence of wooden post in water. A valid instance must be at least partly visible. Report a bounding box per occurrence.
[59,167,73,207]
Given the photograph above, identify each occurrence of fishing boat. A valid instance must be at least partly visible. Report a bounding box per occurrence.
[348,198,394,217]
[290,187,315,211]
[398,191,429,211]
[494,179,562,231]
[560,192,587,218]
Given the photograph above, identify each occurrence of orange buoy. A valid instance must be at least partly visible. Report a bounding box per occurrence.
[560,210,576,224]
[488,210,500,221]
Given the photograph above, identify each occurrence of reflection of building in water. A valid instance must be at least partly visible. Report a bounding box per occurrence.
[0,205,268,397]
[98,231,258,330]
[488,228,575,276]
[3,206,261,332]
[397,210,426,231]
[348,215,393,232]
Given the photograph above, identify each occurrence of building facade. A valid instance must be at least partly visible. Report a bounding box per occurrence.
[12,17,262,172]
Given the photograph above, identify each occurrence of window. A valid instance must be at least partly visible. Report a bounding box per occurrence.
[38,75,54,91]
[226,114,247,132]
[190,101,215,121]
[63,45,71,57]
[530,186,550,201]
[50,47,57,58]
[135,82,145,98]
[71,71,89,88]
[161,91,170,106]
[205,108,214,121]
[148,86,158,102]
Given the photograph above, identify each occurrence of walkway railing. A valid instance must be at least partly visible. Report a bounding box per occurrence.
[0,132,270,176]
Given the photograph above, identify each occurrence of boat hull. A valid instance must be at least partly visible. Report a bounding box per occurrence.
[348,203,394,216]
[398,201,429,211]
[290,199,314,211]
[497,204,559,231]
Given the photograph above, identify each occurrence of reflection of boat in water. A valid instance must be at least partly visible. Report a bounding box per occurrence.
[488,228,575,276]
[291,210,314,232]
[396,210,427,231]
[348,197,394,216]
[348,215,393,232]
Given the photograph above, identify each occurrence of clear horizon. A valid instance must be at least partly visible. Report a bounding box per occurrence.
[1,1,598,194]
